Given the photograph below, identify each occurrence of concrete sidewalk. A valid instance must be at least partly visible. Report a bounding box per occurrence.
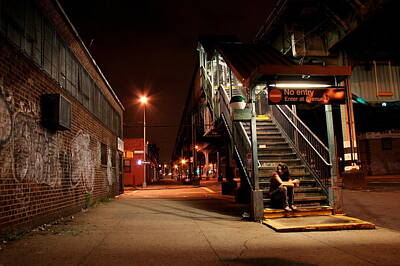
[0,179,400,266]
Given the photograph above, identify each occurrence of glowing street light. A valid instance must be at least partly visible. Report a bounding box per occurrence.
[140,96,148,104]
[139,95,149,187]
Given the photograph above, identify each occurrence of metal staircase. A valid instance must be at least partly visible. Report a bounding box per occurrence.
[242,118,332,218]
[199,66,334,219]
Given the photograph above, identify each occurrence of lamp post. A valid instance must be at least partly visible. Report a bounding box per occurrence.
[140,96,148,188]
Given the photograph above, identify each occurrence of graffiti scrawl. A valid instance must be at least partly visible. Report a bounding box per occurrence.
[71,130,95,192]
[13,113,62,187]
[0,96,12,146]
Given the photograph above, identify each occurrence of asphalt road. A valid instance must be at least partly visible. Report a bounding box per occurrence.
[343,181,400,231]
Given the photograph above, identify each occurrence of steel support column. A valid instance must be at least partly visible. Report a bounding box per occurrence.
[250,87,263,221]
[325,104,342,213]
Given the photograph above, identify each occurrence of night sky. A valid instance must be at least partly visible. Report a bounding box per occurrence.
[58,0,277,162]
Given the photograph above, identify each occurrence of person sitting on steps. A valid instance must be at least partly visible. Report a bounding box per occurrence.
[268,163,300,211]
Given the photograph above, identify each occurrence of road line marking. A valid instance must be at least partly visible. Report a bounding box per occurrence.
[202,187,215,193]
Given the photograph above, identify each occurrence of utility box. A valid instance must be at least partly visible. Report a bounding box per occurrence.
[41,94,71,131]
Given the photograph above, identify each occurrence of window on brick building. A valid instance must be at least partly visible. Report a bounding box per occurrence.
[51,37,60,81]
[123,159,131,173]
[112,149,116,167]
[43,21,53,74]
[381,138,392,150]
[59,44,66,88]
[101,143,107,165]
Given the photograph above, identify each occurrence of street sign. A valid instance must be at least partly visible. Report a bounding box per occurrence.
[268,86,346,105]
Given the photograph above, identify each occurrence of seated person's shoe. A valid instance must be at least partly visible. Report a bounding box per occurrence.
[284,206,292,212]
[290,205,298,211]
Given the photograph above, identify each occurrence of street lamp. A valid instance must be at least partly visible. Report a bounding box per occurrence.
[140,95,148,187]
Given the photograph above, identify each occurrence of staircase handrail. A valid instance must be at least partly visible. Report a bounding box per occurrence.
[220,113,254,191]
[200,69,254,190]
[271,104,331,193]
[200,67,215,119]
[239,122,251,147]
[217,86,254,191]
[276,105,330,165]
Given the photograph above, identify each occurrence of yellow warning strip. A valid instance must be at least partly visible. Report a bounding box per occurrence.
[256,115,271,120]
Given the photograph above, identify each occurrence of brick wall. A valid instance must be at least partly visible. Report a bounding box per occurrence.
[359,137,400,175]
[0,0,123,236]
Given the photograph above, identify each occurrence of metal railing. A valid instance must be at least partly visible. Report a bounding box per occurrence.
[217,86,232,131]
[199,72,254,190]
[271,105,331,193]
[217,86,254,190]
[200,67,216,120]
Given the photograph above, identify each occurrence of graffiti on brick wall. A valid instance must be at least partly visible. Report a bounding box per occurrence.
[71,130,95,192]
[0,95,12,146]
[106,147,113,185]
[13,113,62,187]
[0,87,110,195]
[0,89,62,188]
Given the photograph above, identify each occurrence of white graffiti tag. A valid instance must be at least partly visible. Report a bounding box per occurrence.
[71,131,95,192]
[12,113,62,187]
[0,96,12,146]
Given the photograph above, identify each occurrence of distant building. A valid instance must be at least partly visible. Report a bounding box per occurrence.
[0,0,124,236]
[123,138,159,186]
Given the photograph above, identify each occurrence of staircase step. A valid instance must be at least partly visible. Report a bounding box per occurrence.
[263,195,328,204]
[256,125,277,129]
[258,147,293,153]
[256,115,272,120]
[257,137,286,143]
[260,184,320,192]
[260,187,322,193]
[257,132,282,136]
[258,153,298,160]
[255,120,274,124]
[256,128,279,133]
[260,182,318,190]
[258,169,309,177]
[263,206,333,218]
[259,164,305,170]
[257,142,289,148]
[246,130,280,135]
[259,159,303,167]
